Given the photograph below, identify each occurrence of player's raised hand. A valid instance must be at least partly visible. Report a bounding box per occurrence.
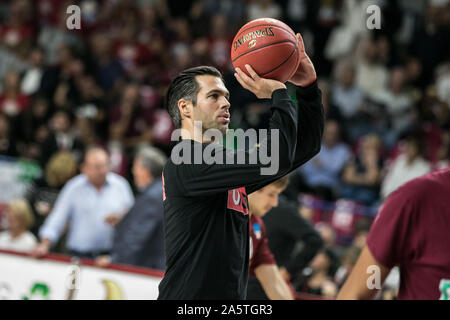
[235,64,286,99]
[288,33,317,87]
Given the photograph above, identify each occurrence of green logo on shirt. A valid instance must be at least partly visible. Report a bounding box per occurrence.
[439,279,450,300]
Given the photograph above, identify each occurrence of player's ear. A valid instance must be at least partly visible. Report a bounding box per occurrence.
[178,99,193,120]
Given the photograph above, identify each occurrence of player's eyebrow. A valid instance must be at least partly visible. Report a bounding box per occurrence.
[206,89,230,99]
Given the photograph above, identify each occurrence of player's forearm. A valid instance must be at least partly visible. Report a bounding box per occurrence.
[256,264,294,300]
[291,81,325,169]
[269,88,298,170]
[263,279,294,300]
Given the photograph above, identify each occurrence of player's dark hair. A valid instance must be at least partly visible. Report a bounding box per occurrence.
[165,66,224,128]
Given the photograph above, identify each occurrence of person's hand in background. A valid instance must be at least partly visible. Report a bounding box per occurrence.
[95,255,112,268]
[31,239,51,258]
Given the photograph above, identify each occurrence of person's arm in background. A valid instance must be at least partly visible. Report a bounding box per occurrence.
[255,264,294,300]
[110,192,163,267]
[343,153,380,186]
[277,204,324,281]
[31,180,74,257]
[337,245,391,299]
[104,176,135,226]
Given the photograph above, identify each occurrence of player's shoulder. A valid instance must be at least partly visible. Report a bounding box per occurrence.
[392,168,450,201]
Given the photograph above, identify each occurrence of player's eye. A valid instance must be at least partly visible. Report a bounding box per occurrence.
[209,94,219,99]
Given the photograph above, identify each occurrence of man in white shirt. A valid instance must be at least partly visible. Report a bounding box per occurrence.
[32,147,134,259]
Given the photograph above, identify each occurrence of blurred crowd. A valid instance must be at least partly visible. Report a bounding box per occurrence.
[0,0,449,300]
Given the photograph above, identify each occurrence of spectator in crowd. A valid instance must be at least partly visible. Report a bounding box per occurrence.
[21,47,45,96]
[17,95,51,159]
[0,112,18,157]
[74,114,103,149]
[355,38,389,100]
[299,119,351,200]
[351,217,373,250]
[331,60,364,121]
[109,83,153,150]
[246,177,295,300]
[112,20,153,80]
[340,134,383,205]
[372,67,415,136]
[380,133,431,199]
[73,73,108,141]
[0,199,37,252]
[39,109,85,166]
[0,70,30,118]
[89,33,125,91]
[0,0,34,58]
[31,147,134,259]
[95,146,166,270]
[39,44,84,106]
[26,151,78,238]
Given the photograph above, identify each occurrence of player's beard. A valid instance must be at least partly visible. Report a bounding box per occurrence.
[195,113,228,136]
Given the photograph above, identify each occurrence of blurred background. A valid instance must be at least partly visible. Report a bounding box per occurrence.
[0,0,449,300]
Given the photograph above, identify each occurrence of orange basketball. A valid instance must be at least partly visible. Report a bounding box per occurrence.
[231,18,300,83]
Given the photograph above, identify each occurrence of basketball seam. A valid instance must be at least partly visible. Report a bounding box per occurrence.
[260,45,297,77]
[234,24,296,40]
[231,40,295,63]
[287,47,300,80]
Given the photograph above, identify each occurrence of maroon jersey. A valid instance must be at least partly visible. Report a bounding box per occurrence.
[366,168,450,300]
[249,214,276,276]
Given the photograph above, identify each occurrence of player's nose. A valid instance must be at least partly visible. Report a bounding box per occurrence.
[272,197,278,207]
[221,96,231,109]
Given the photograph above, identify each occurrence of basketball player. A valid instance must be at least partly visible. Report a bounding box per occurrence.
[158,34,324,299]
[337,168,450,300]
[247,176,294,300]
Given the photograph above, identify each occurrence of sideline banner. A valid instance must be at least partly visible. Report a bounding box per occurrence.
[0,250,162,300]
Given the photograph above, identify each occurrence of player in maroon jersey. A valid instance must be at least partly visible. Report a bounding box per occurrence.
[247,176,295,300]
[337,168,450,300]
